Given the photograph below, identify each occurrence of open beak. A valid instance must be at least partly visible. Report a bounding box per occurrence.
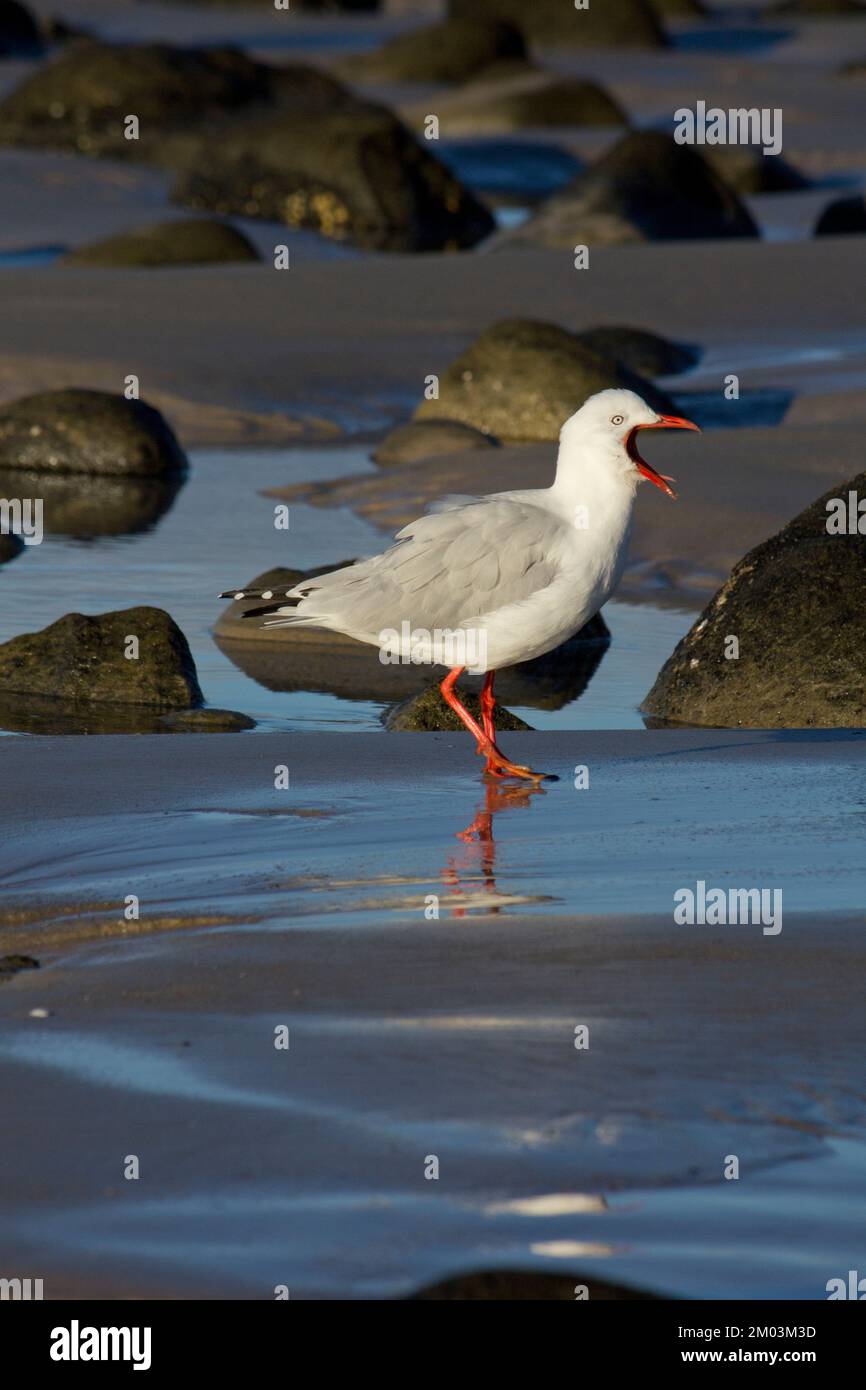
[626,414,701,499]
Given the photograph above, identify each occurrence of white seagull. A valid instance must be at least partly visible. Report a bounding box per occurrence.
[221,389,700,781]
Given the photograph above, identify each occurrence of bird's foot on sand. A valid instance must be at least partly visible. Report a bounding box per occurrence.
[483,755,557,783]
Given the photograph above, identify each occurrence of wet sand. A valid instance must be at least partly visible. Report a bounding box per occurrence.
[2,730,866,1298]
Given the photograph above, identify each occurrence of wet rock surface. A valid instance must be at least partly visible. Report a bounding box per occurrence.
[0,0,42,56]
[374,419,499,466]
[501,131,759,249]
[415,318,676,441]
[172,107,495,252]
[60,218,259,267]
[814,195,866,234]
[0,607,204,707]
[385,683,532,732]
[448,0,667,48]
[0,391,187,478]
[337,18,526,84]
[424,74,628,135]
[158,707,256,732]
[643,470,866,727]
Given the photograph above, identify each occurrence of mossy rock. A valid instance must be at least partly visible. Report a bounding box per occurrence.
[814,196,866,235]
[448,0,667,47]
[576,326,699,377]
[61,218,259,267]
[0,390,187,477]
[415,318,675,441]
[374,419,499,466]
[386,683,533,732]
[337,18,526,84]
[0,41,364,161]
[433,75,627,135]
[507,130,759,248]
[172,108,495,252]
[0,0,42,57]
[642,470,866,727]
[703,146,808,194]
[0,607,204,707]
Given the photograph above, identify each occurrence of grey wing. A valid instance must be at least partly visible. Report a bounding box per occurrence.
[288,496,567,638]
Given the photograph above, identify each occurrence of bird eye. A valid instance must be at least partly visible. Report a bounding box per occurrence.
[611,414,624,425]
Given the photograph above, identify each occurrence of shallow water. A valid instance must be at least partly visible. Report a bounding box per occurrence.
[0,446,695,735]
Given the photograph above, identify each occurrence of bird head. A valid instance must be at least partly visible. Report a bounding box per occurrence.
[559,389,700,499]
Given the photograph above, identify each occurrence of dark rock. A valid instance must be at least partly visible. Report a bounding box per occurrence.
[651,0,707,15]
[0,390,187,477]
[642,471,866,727]
[0,530,24,563]
[415,318,676,441]
[0,954,39,982]
[61,218,259,267]
[775,0,866,13]
[386,683,532,732]
[159,707,256,731]
[433,75,627,135]
[814,195,866,235]
[448,0,667,47]
[576,326,700,377]
[374,420,499,466]
[410,1269,661,1299]
[0,467,184,538]
[703,145,808,194]
[173,108,495,251]
[0,607,204,707]
[504,130,759,248]
[0,0,42,57]
[338,18,526,84]
[0,41,363,161]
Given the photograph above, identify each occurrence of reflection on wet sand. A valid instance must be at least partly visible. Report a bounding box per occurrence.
[441,780,547,918]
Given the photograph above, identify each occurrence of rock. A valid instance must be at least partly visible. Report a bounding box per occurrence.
[775,0,866,13]
[0,531,24,563]
[0,468,184,538]
[172,108,495,252]
[386,683,533,731]
[650,0,706,15]
[0,41,363,161]
[642,470,866,727]
[0,607,204,707]
[576,326,699,377]
[702,145,808,194]
[503,131,759,248]
[814,195,866,235]
[425,74,628,136]
[410,1269,660,1299]
[215,563,356,636]
[337,18,526,84]
[0,390,187,477]
[374,420,499,466]
[60,218,259,267]
[0,954,39,983]
[159,707,256,732]
[448,0,667,47]
[0,1,42,57]
[415,318,676,441]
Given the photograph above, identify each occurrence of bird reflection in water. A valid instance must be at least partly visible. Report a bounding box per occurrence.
[440,780,546,918]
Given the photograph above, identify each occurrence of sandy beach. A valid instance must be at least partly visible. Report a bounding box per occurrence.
[1,0,866,1306]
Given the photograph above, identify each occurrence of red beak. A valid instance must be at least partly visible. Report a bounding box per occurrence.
[626,414,701,499]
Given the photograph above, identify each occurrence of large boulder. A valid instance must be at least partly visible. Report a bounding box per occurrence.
[0,0,42,56]
[415,319,676,441]
[0,390,187,477]
[337,18,527,84]
[423,74,627,136]
[448,0,667,47]
[385,683,532,732]
[642,471,866,727]
[504,131,759,248]
[0,607,204,707]
[575,326,699,377]
[814,196,866,235]
[0,41,362,160]
[173,108,495,252]
[60,218,259,267]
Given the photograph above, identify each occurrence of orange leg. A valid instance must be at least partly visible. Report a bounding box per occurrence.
[480,671,497,747]
[439,667,554,783]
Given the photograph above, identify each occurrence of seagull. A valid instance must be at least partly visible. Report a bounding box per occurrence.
[220,389,700,781]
